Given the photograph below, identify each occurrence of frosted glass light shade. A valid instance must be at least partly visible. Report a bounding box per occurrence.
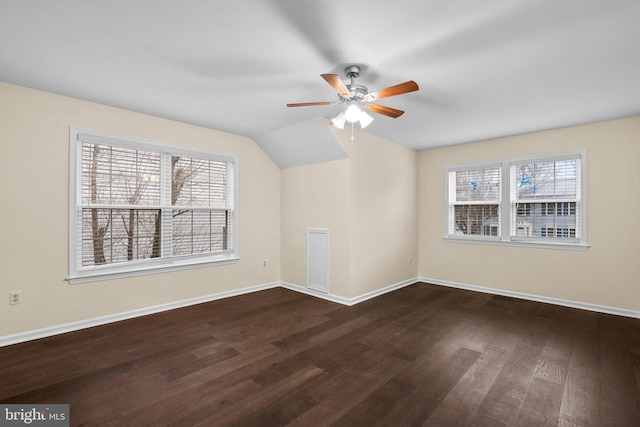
[359,111,374,128]
[331,111,346,129]
[332,105,374,129]
[344,104,362,123]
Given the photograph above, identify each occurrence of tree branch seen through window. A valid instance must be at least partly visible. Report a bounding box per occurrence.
[70,129,237,280]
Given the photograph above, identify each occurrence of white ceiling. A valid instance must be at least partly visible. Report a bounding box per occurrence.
[2,0,639,155]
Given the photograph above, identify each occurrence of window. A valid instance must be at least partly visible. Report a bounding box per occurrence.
[446,152,586,249]
[511,157,581,242]
[447,166,501,238]
[69,129,238,282]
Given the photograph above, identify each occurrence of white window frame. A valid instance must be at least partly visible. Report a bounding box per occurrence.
[68,128,239,283]
[445,151,587,250]
[446,162,502,241]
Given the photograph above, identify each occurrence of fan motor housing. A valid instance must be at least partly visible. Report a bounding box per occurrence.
[344,65,361,79]
[341,84,368,102]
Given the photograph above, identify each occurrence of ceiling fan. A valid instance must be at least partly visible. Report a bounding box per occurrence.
[287,65,419,129]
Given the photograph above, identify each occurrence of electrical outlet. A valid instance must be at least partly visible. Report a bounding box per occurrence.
[263,260,267,267]
[409,256,413,264]
[9,291,21,305]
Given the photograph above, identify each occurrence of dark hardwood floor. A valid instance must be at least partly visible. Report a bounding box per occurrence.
[2,282,640,426]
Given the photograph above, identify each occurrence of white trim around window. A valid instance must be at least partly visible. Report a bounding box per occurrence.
[444,151,587,250]
[68,128,239,283]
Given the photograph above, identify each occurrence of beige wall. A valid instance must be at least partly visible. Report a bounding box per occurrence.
[3,79,638,339]
[280,159,352,295]
[419,116,640,311]
[345,130,419,297]
[281,127,419,299]
[0,82,281,336]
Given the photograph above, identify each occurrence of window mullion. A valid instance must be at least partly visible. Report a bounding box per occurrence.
[505,162,515,240]
[160,153,173,258]
[227,161,236,251]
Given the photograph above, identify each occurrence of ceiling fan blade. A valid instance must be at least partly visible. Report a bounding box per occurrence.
[287,101,332,107]
[321,74,351,97]
[367,80,419,100]
[367,104,405,118]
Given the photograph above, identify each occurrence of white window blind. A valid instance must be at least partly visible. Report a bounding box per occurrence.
[510,157,581,241]
[448,166,501,237]
[80,143,162,266]
[69,129,238,282]
[170,156,234,256]
[445,152,586,249]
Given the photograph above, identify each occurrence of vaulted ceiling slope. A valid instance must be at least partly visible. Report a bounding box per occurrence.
[1,0,639,155]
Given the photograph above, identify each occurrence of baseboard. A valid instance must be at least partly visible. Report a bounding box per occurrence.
[279,282,352,305]
[6,275,633,348]
[281,277,419,306]
[347,277,420,305]
[0,282,281,348]
[1,278,421,347]
[419,276,640,319]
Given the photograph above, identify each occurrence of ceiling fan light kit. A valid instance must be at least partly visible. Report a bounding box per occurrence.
[331,106,374,130]
[344,104,362,122]
[331,111,347,129]
[358,110,374,128]
[287,65,419,129]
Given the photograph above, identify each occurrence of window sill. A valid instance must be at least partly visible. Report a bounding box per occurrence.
[67,257,239,284]
[444,236,589,251]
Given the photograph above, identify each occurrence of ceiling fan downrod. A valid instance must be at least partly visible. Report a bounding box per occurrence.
[343,65,368,101]
[344,65,360,85]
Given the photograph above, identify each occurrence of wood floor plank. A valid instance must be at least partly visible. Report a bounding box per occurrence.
[2,283,640,426]
[252,327,373,387]
[558,322,602,426]
[421,302,525,425]
[471,323,550,425]
[127,377,263,426]
[515,377,565,426]
[189,365,326,427]
[271,314,375,352]
[378,347,481,426]
[424,343,515,426]
[332,377,415,427]
[599,314,640,425]
[286,370,382,427]
[160,346,240,381]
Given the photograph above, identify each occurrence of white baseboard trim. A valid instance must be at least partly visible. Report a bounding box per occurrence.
[2,278,420,347]
[6,275,634,348]
[347,277,420,305]
[280,277,419,306]
[1,278,420,347]
[419,276,640,319]
[0,282,280,348]
[279,282,352,305]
